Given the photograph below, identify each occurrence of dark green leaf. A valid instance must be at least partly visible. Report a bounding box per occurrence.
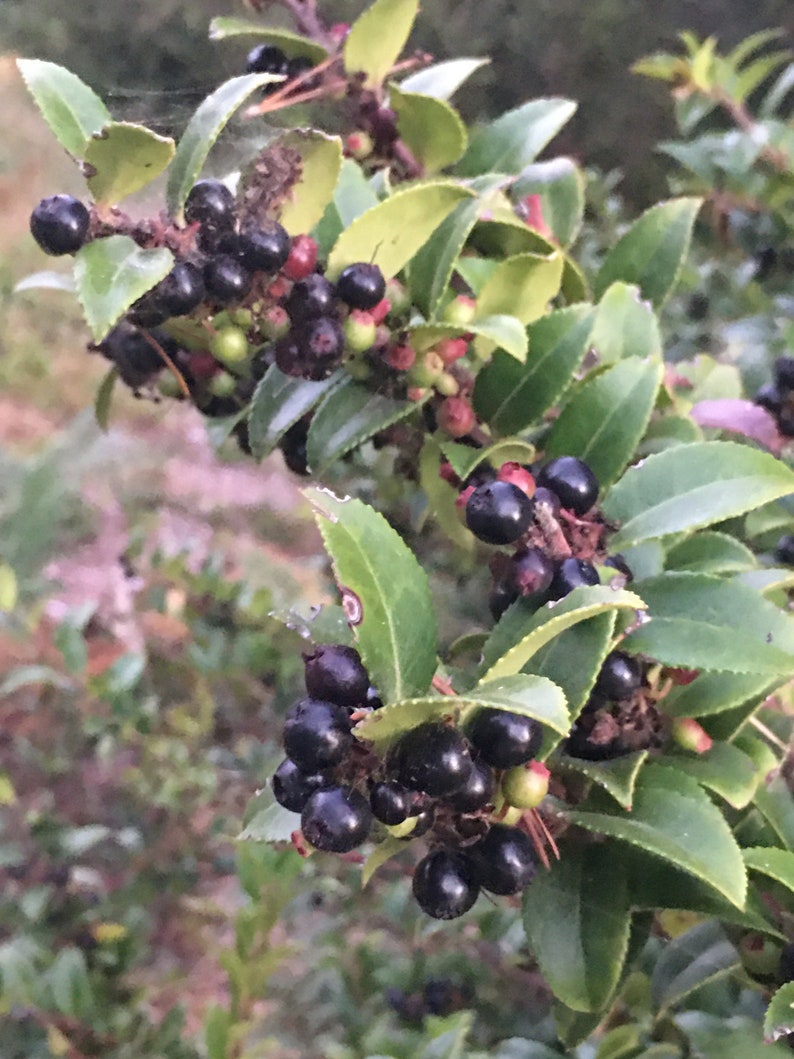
[679,1013,793,1059]
[409,196,482,318]
[73,235,173,341]
[622,573,794,676]
[662,671,777,719]
[93,366,117,431]
[765,983,794,1043]
[390,85,467,172]
[473,307,594,434]
[590,282,663,364]
[565,763,747,908]
[17,59,111,158]
[650,921,738,1012]
[458,98,577,176]
[85,122,175,204]
[308,489,437,702]
[411,316,527,362]
[525,612,616,720]
[665,532,757,574]
[545,358,663,490]
[208,18,328,61]
[343,0,419,88]
[47,947,95,1020]
[670,743,759,808]
[306,379,423,473]
[399,58,489,100]
[604,441,794,549]
[205,1004,231,1059]
[247,366,342,460]
[326,181,474,281]
[555,751,648,811]
[523,844,631,1012]
[743,847,794,898]
[166,74,278,217]
[755,774,794,852]
[594,198,703,308]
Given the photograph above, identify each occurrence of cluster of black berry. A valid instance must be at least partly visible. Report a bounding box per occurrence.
[754,354,794,437]
[245,43,317,91]
[272,644,550,919]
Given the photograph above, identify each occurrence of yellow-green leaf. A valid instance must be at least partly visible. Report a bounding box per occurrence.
[276,129,343,235]
[344,0,419,89]
[389,84,467,171]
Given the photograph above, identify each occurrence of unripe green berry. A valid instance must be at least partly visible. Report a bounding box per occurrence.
[502,761,550,809]
[208,370,238,397]
[228,308,253,329]
[346,130,374,161]
[158,371,183,399]
[343,309,377,353]
[209,326,250,369]
[385,278,410,316]
[408,351,444,387]
[346,356,372,381]
[739,933,782,979]
[261,305,290,341]
[671,717,713,754]
[435,372,460,397]
[442,295,476,326]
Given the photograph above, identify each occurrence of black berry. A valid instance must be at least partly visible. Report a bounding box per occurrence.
[246,43,288,77]
[304,644,369,708]
[593,651,643,701]
[391,722,473,796]
[279,419,310,475]
[469,824,537,895]
[775,355,794,392]
[511,547,554,599]
[294,317,345,379]
[336,263,386,310]
[237,223,291,273]
[282,697,352,771]
[412,850,479,919]
[286,55,315,82]
[465,481,533,545]
[774,534,794,566]
[30,194,90,255]
[488,576,519,622]
[369,781,412,825]
[153,261,205,317]
[97,323,168,388]
[755,382,784,414]
[184,180,236,229]
[778,409,794,436]
[779,942,794,983]
[445,758,495,813]
[467,709,542,769]
[532,485,561,517]
[537,456,599,516]
[301,785,372,853]
[285,273,335,321]
[604,553,634,582]
[204,255,252,304]
[548,557,600,599]
[272,758,329,812]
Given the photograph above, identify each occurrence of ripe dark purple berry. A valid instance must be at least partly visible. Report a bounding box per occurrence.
[301,785,372,853]
[593,651,643,701]
[412,850,479,919]
[304,644,369,708]
[466,709,542,769]
[444,758,495,813]
[548,557,600,600]
[184,180,236,229]
[279,419,310,475]
[285,273,335,321]
[293,316,345,379]
[754,383,784,414]
[282,697,352,771]
[246,43,288,77]
[488,576,519,622]
[237,223,291,273]
[272,758,329,812]
[465,481,534,545]
[779,942,794,983]
[536,456,599,516]
[97,323,169,388]
[153,261,205,317]
[30,194,90,255]
[469,824,537,895]
[336,263,386,311]
[774,534,794,566]
[774,355,794,392]
[204,255,252,304]
[369,781,412,825]
[391,722,473,796]
[511,547,554,599]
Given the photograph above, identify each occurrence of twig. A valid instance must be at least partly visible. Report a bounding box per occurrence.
[141,331,191,397]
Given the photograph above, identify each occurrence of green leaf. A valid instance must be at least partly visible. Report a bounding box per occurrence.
[240,798,298,843]
[84,122,175,204]
[737,568,794,596]
[650,921,739,1013]
[344,0,420,89]
[14,269,76,294]
[670,743,759,809]
[276,130,343,235]
[361,837,405,887]
[594,198,702,308]
[458,98,577,176]
[604,441,794,549]
[475,252,564,326]
[389,84,467,172]
[523,844,631,1012]
[439,438,536,483]
[679,1013,793,1059]
[306,379,423,473]
[47,947,94,1020]
[247,366,342,460]
[410,315,527,362]
[17,59,111,158]
[400,58,489,100]
[480,586,646,684]
[326,181,474,281]
[765,983,794,1043]
[512,156,586,248]
[409,196,482,318]
[639,414,702,457]
[205,1005,231,1059]
[590,282,662,364]
[556,751,649,811]
[166,74,278,217]
[565,763,747,908]
[308,489,437,702]
[208,18,329,62]
[94,366,117,431]
[355,673,568,745]
[755,774,794,852]
[664,672,777,719]
[526,612,617,721]
[545,358,663,490]
[744,847,794,899]
[473,307,594,434]
[73,235,173,341]
[314,161,380,255]
[621,573,794,676]
[418,439,475,553]
[665,532,757,574]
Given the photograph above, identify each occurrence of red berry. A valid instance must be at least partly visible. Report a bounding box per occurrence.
[283,234,318,281]
[370,297,391,324]
[497,462,535,497]
[437,396,475,438]
[385,343,416,371]
[435,337,468,367]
